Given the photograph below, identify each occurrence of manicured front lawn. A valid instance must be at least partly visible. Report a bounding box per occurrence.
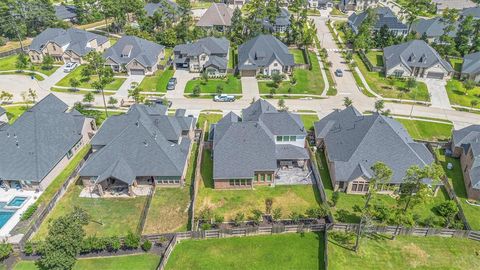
[195,149,321,221]
[56,66,126,90]
[4,105,27,123]
[353,54,430,101]
[166,232,325,270]
[329,233,480,270]
[0,54,59,76]
[143,143,198,234]
[436,149,480,230]
[449,58,463,72]
[365,51,384,67]
[446,79,480,109]
[185,75,242,94]
[290,48,306,64]
[300,114,319,132]
[258,52,324,95]
[34,184,147,239]
[139,68,174,92]
[14,254,161,270]
[396,118,453,141]
[77,109,123,126]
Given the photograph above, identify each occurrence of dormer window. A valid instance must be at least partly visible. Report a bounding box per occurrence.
[121,45,133,58]
[419,54,427,63]
[407,53,415,62]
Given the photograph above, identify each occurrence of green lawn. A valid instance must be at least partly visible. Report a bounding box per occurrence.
[77,109,123,126]
[34,183,147,239]
[353,54,430,101]
[185,75,242,95]
[56,66,126,90]
[258,52,324,95]
[365,51,384,67]
[396,118,453,141]
[14,254,160,270]
[228,48,237,69]
[446,79,480,109]
[329,233,480,270]
[143,143,198,234]
[300,114,319,132]
[139,68,174,92]
[436,149,480,230]
[195,149,322,221]
[0,54,59,76]
[160,48,173,66]
[449,58,463,72]
[166,232,325,270]
[4,105,27,123]
[290,48,306,64]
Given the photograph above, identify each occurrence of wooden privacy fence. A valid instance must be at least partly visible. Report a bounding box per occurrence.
[358,50,383,72]
[136,187,155,234]
[307,147,334,223]
[0,47,27,58]
[190,123,207,231]
[156,235,177,270]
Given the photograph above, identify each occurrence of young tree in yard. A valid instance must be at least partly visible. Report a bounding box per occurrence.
[343,97,353,107]
[20,91,30,109]
[108,96,118,107]
[41,55,54,70]
[265,198,273,215]
[272,73,283,88]
[436,200,459,228]
[84,51,114,116]
[332,191,340,207]
[28,88,37,103]
[470,99,479,111]
[216,85,223,96]
[16,53,28,70]
[464,79,476,94]
[251,209,263,225]
[374,99,385,113]
[83,92,94,105]
[0,91,13,104]
[406,77,417,91]
[38,207,89,270]
[128,86,144,103]
[201,71,208,83]
[193,85,201,96]
[229,7,244,46]
[272,208,282,222]
[278,98,288,111]
[70,78,80,91]
[233,212,245,227]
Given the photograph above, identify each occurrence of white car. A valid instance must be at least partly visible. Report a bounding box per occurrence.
[64,62,78,73]
[214,94,235,102]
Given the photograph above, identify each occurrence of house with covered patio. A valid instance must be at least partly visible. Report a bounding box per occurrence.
[79,104,196,197]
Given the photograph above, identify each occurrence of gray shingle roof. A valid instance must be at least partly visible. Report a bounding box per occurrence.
[80,104,195,181]
[197,3,234,27]
[29,28,108,56]
[348,7,407,33]
[0,107,6,116]
[262,8,291,29]
[452,125,480,149]
[0,94,88,182]
[213,100,308,179]
[462,51,480,75]
[238,35,294,71]
[103,36,165,68]
[383,40,454,73]
[174,37,229,58]
[204,55,228,70]
[54,5,77,20]
[411,17,459,39]
[314,107,434,183]
[461,6,480,19]
[144,0,179,17]
[468,143,480,189]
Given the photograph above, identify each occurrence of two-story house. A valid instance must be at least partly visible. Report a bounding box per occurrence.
[173,37,230,76]
[348,7,408,37]
[209,99,309,189]
[28,28,110,64]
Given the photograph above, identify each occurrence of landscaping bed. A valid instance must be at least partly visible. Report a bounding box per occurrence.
[185,75,242,94]
[166,232,325,270]
[139,68,174,92]
[55,66,126,90]
[396,118,453,141]
[446,79,480,109]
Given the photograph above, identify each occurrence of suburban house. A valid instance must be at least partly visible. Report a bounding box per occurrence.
[262,8,291,33]
[383,40,454,79]
[348,7,408,36]
[28,28,110,64]
[144,0,179,19]
[103,36,165,75]
[0,94,95,191]
[196,3,234,31]
[54,5,77,22]
[314,106,438,195]
[339,0,380,11]
[461,52,480,82]
[79,104,196,197]
[460,6,480,20]
[411,17,459,44]
[238,34,294,77]
[0,107,7,126]
[209,99,309,189]
[451,125,480,200]
[173,37,230,76]
[433,0,476,14]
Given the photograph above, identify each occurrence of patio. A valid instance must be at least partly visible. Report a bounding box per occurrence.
[275,167,314,185]
[0,189,41,239]
[79,185,152,198]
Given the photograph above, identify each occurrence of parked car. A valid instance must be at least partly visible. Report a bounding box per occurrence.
[214,94,235,102]
[64,62,78,73]
[167,78,177,90]
[154,98,172,108]
[335,69,343,77]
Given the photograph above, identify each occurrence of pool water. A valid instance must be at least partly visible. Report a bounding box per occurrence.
[7,196,27,207]
[0,210,15,228]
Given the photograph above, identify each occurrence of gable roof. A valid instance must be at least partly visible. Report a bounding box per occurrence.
[197,3,233,27]
[314,107,435,183]
[144,0,179,17]
[174,37,229,57]
[242,99,277,121]
[461,6,480,18]
[433,0,477,11]
[80,105,195,181]
[238,34,294,70]
[452,125,480,189]
[411,17,459,39]
[262,8,291,30]
[462,51,480,75]
[54,5,77,20]
[348,7,407,32]
[103,36,165,68]
[0,94,88,182]
[0,107,5,117]
[383,40,454,73]
[29,28,108,56]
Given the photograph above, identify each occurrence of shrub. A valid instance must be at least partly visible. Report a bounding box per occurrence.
[24,242,34,256]
[201,223,212,230]
[305,207,328,219]
[0,37,7,46]
[0,243,12,261]
[124,231,140,249]
[214,215,224,225]
[141,240,152,252]
[81,236,107,253]
[107,236,121,252]
[232,212,245,227]
[21,203,38,221]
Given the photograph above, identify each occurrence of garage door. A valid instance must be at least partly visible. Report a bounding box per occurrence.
[426,72,444,79]
[130,69,145,75]
[241,70,256,77]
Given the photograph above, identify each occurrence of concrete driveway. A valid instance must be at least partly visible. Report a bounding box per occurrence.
[165,69,198,99]
[115,75,145,98]
[240,77,260,101]
[422,78,452,109]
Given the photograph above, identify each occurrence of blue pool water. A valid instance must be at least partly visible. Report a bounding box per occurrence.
[7,196,27,207]
[0,210,15,229]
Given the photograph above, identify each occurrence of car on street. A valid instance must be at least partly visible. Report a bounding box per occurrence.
[214,94,235,102]
[64,62,78,73]
[335,69,343,77]
[167,77,177,90]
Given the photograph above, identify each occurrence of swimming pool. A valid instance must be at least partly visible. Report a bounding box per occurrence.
[7,196,28,207]
[0,210,15,229]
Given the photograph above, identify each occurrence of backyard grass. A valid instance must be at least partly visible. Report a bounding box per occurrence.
[300,114,319,132]
[143,143,198,234]
[55,66,126,90]
[13,254,161,270]
[0,38,32,53]
[34,183,147,239]
[185,75,242,94]
[228,48,237,69]
[329,233,480,270]
[449,58,463,72]
[160,48,173,66]
[195,149,322,220]
[290,48,306,64]
[365,51,384,67]
[436,149,480,230]
[446,79,480,109]
[258,52,324,95]
[78,109,123,126]
[139,68,174,92]
[0,54,59,76]
[353,53,430,101]
[396,118,453,141]
[166,232,325,270]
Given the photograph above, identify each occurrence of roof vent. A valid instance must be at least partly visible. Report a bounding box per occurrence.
[143,140,148,147]
[15,140,19,148]
[135,121,139,127]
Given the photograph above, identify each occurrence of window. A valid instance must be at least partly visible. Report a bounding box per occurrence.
[276,136,283,142]
[261,174,265,182]
[283,136,290,141]
[273,63,278,67]
[363,185,369,192]
[289,136,296,141]
[201,55,206,61]
[352,184,358,192]
[229,180,234,186]
[174,180,179,184]
[266,174,272,182]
